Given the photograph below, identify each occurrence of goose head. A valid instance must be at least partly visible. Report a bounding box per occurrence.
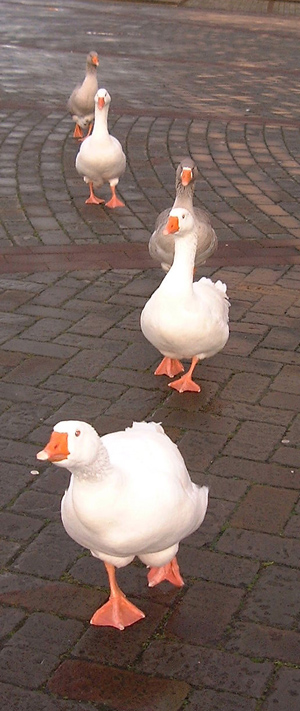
[163,207,195,237]
[177,158,199,187]
[87,51,99,69]
[95,88,111,111]
[36,420,100,470]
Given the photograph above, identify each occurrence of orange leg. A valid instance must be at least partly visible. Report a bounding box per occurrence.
[147,557,184,588]
[90,563,145,630]
[85,182,105,205]
[78,122,94,142]
[169,356,200,393]
[105,185,125,209]
[73,124,84,139]
[86,121,93,137]
[154,357,184,378]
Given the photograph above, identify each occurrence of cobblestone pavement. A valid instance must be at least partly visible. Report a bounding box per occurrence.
[1,1,300,710]
[185,0,300,14]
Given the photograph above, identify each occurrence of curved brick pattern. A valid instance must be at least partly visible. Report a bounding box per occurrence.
[0,2,300,711]
[1,4,300,255]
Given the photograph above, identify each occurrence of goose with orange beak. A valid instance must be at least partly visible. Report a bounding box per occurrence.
[141,207,230,391]
[149,158,217,272]
[67,51,99,140]
[36,420,208,630]
[75,88,126,207]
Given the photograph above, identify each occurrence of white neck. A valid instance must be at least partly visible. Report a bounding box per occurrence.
[67,440,112,482]
[93,104,109,139]
[164,230,197,288]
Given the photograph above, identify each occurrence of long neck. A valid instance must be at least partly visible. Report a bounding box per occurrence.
[173,180,195,210]
[86,64,97,77]
[164,231,198,288]
[93,104,109,139]
[68,440,112,482]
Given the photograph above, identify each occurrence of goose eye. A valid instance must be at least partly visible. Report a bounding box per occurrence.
[75,430,81,437]
[182,214,185,219]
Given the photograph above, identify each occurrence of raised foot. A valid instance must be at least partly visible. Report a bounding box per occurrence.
[105,196,125,209]
[90,595,145,630]
[147,558,184,588]
[154,357,184,378]
[169,375,201,393]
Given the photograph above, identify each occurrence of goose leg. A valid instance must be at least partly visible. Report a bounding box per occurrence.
[147,556,184,588]
[154,357,184,377]
[77,123,94,143]
[168,356,200,393]
[90,563,145,630]
[105,185,125,209]
[86,121,94,137]
[73,123,84,139]
[85,182,105,205]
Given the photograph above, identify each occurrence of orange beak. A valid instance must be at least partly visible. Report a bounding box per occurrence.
[181,168,193,186]
[97,96,105,110]
[163,215,179,235]
[36,431,69,463]
[92,56,99,67]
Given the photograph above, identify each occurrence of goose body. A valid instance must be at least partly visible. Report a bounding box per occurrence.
[67,51,99,139]
[141,207,229,392]
[149,158,217,272]
[37,420,208,629]
[75,88,126,207]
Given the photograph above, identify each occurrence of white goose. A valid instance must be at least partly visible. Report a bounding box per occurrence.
[37,420,208,630]
[75,88,126,207]
[67,51,99,140]
[141,207,230,392]
[149,158,218,272]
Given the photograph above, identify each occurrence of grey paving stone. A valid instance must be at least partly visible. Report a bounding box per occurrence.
[0,512,43,541]
[165,580,244,644]
[0,461,35,506]
[12,523,81,579]
[11,490,62,521]
[0,606,25,640]
[222,421,286,461]
[184,688,256,711]
[7,612,84,655]
[217,528,300,568]
[0,540,20,566]
[137,639,272,696]
[0,644,59,688]
[241,564,300,628]
[178,546,259,587]
[226,621,300,664]
[262,667,300,711]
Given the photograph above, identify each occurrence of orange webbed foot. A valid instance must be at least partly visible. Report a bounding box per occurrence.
[105,195,125,209]
[148,557,184,588]
[91,562,145,630]
[168,356,200,392]
[169,376,201,393]
[85,195,105,205]
[90,595,145,630]
[154,357,184,378]
[85,182,105,205]
[105,185,124,209]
